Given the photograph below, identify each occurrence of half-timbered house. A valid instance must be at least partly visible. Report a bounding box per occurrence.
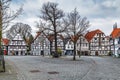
[85,29,110,56]
[76,35,90,55]
[8,33,27,55]
[31,32,50,56]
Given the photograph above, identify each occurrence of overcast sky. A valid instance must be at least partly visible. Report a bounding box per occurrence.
[10,0,120,36]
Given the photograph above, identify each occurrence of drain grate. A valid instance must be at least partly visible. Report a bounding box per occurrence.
[48,71,59,74]
[30,70,40,73]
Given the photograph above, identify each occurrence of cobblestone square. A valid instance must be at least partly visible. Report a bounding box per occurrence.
[4,56,120,80]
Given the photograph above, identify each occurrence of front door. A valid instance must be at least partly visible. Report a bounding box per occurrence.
[16,51,18,55]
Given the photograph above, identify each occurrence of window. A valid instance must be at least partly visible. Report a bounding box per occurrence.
[68,46,69,48]
[102,38,105,40]
[71,45,73,48]
[69,41,71,44]
[94,38,97,40]
[82,39,85,42]
[97,34,99,36]
[83,44,84,47]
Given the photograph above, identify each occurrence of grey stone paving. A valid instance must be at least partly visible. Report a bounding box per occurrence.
[0,61,17,80]
[5,56,120,80]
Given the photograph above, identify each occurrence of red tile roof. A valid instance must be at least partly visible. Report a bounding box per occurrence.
[85,29,103,42]
[2,38,9,46]
[35,31,41,40]
[47,34,64,42]
[110,28,120,39]
[31,32,41,43]
[47,34,54,41]
[71,35,79,42]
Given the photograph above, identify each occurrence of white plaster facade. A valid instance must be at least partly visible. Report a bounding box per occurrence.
[76,36,90,55]
[89,33,110,55]
[31,33,50,56]
[8,33,27,55]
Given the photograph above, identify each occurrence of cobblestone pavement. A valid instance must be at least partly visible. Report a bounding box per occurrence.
[0,60,17,80]
[5,56,120,80]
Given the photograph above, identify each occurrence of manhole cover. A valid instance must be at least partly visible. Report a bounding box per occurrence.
[48,71,59,74]
[30,70,40,73]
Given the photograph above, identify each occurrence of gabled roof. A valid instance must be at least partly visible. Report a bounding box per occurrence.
[2,38,9,46]
[47,34,54,42]
[85,29,103,42]
[110,28,120,39]
[71,35,79,42]
[13,33,23,40]
[47,34,64,42]
[8,33,27,45]
[34,32,41,41]
[31,32,41,43]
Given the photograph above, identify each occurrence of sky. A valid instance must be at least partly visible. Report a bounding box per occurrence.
[10,0,120,36]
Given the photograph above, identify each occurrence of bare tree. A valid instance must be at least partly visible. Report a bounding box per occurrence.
[39,2,68,57]
[36,21,55,56]
[0,0,22,72]
[66,8,90,60]
[0,0,22,39]
[7,22,33,55]
[6,23,32,41]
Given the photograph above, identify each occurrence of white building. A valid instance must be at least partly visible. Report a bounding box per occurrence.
[8,33,27,55]
[65,35,90,56]
[110,27,120,57]
[76,35,90,55]
[85,29,110,56]
[1,38,9,55]
[51,35,64,53]
[31,32,50,56]
[65,40,74,55]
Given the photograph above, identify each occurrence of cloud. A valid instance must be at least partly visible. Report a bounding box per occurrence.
[8,0,120,37]
[90,18,120,35]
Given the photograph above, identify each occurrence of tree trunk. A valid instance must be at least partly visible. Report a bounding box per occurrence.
[53,19,58,58]
[63,41,66,55]
[79,36,81,56]
[50,41,52,55]
[0,1,5,72]
[73,42,76,60]
[0,1,2,51]
[54,29,58,58]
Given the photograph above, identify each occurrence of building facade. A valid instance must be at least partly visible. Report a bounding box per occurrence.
[65,40,74,55]
[31,32,50,56]
[110,27,120,57]
[85,29,110,56]
[52,37,64,52]
[1,38,9,55]
[76,35,90,55]
[8,33,27,55]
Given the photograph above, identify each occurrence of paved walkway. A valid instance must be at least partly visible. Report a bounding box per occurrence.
[0,60,17,80]
[4,56,120,80]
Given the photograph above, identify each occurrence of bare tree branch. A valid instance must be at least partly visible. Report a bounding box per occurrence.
[0,0,23,33]
[65,8,90,60]
[6,23,32,41]
[38,2,66,57]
